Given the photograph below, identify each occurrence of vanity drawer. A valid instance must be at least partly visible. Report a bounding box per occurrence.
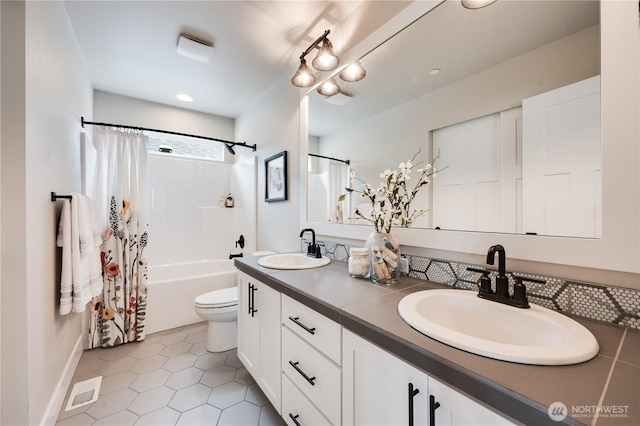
[282,327,341,425]
[282,294,341,364]
[282,374,334,426]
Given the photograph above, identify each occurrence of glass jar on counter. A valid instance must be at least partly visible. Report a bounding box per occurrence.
[348,247,369,278]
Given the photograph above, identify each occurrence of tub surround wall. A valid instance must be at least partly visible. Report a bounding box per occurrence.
[311,239,640,330]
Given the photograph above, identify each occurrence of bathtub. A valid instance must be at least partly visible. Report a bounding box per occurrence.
[146,259,237,334]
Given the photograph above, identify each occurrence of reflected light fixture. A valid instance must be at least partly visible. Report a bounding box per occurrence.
[461,0,498,9]
[291,29,340,88]
[317,78,341,96]
[339,61,366,82]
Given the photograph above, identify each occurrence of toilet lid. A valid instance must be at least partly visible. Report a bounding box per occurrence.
[195,287,238,307]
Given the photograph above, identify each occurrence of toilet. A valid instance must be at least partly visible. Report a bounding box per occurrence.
[194,287,238,352]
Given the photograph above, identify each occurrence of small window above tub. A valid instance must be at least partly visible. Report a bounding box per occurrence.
[149,135,224,162]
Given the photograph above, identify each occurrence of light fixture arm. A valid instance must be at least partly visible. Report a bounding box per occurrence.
[299,29,331,60]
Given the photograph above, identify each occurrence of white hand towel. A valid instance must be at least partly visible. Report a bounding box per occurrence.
[57,193,104,314]
[57,200,73,315]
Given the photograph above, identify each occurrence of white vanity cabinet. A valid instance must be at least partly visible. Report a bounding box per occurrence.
[281,295,342,425]
[343,330,429,426]
[237,271,281,413]
[428,377,513,426]
[343,330,513,426]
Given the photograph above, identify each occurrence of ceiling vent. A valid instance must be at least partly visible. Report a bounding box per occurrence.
[325,91,354,106]
[177,35,214,63]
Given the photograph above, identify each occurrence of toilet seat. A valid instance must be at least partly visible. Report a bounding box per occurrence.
[195,287,238,309]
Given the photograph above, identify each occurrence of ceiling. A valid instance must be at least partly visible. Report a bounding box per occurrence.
[63,1,599,126]
[62,0,367,119]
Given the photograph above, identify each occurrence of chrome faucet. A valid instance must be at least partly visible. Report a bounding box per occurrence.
[299,228,321,258]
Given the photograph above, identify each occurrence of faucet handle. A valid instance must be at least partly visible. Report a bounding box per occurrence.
[467,267,492,295]
[511,275,545,308]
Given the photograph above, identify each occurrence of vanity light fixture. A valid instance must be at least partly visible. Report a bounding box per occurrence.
[461,0,498,9]
[312,37,340,71]
[339,61,366,82]
[291,59,317,87]
[317,78,341,96]
[325,90,353,106]
[291,29,340,88]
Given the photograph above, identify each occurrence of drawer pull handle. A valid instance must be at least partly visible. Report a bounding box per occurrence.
[288,413,301,426]
[288,360,316,386]
[288,316,316,335]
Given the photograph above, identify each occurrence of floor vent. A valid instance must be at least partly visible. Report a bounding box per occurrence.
[65,376,102,411]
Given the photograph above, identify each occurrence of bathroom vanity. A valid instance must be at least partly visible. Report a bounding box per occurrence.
[235,256,638,425]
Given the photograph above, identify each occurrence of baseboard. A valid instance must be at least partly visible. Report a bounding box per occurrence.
[40,335,83,425]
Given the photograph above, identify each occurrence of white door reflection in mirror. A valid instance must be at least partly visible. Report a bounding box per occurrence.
[433,108,522,233]
[522,76,601,238]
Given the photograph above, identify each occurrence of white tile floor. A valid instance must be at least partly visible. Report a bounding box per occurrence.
[56,322,286,426]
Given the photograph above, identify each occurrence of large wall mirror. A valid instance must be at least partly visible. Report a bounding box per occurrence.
[306,0,601,238]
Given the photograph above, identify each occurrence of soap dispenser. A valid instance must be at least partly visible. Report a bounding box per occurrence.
[224,193,234,208]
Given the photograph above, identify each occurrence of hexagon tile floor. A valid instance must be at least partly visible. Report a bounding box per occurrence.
[56,322,286,426]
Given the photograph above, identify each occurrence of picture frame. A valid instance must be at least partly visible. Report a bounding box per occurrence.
[265,151,287,202]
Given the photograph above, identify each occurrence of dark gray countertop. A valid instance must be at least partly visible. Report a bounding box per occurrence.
[235,256,639,426]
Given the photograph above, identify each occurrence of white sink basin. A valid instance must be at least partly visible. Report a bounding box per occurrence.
[398,289,599,365]
[257,253,330,270]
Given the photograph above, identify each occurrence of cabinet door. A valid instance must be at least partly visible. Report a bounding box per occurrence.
[343,330,429,426]
[429,377,513,426]
[237,272,281,413]
[238,272,260,375]
[257,280,282,412]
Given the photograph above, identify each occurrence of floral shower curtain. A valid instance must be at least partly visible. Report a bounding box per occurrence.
[327,160,349,223]
[88,128,149,348]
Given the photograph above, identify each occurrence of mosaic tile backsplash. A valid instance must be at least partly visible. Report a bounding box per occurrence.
[304,239,640,330]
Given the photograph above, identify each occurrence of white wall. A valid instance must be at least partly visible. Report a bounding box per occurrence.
[319,26,600,191]
[236,75,302,253]
[1,1,94,424]
[234,1,415,254]
[94,90,235,160]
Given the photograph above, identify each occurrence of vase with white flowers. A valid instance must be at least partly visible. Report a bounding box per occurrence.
[339,149,441,285]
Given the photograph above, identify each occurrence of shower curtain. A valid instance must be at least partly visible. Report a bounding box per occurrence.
[327,160,349,223]
[88,128,149,348]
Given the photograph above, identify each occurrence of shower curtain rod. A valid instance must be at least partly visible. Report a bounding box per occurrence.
[81,117,257,154]
[308,153,350,165]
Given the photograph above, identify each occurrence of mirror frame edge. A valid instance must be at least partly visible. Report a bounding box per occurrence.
[300,0,640,275]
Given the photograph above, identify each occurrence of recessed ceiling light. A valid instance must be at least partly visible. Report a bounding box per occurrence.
[177,94,194,102]
[461,0,498,9]
[429,68,441,75]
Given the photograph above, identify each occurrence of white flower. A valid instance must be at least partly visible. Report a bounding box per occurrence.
[340,148,441,233]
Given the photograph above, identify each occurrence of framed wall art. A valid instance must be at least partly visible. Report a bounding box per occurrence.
[265,151,287,202]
